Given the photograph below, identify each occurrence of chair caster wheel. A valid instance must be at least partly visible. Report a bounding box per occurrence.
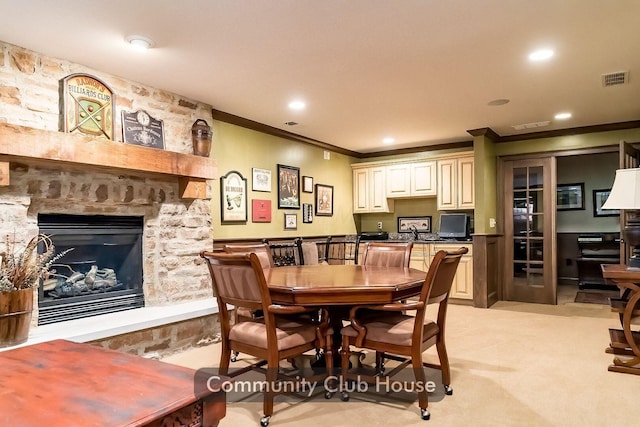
[260,415,270,426]
[420,408,430,420]
[325,391,334,399]
[340,391,350,402]
[231,352,238,363]
[444,384,453,395]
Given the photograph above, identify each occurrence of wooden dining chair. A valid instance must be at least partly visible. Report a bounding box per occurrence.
[339,247,468,421]
[200,251,332,427]
[361,241,414,267]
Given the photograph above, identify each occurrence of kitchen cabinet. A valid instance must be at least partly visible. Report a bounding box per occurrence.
[352,166,393,213]
[437,155,474,210]
[409,242,473,300]
[385,161,437,198]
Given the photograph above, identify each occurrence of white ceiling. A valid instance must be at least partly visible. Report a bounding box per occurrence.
[1,0,639,154]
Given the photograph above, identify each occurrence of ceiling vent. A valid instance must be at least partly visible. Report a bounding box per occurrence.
[602,71,629,87]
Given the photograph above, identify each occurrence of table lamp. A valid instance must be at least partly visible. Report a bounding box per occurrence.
[601,168,640,268]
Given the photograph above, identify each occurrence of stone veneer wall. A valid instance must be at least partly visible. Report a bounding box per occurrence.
[0,41,219,354]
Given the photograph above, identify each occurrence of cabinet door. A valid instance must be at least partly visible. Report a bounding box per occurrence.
[411,161,437,196]
[457,156,475,209]
[409,243,430,272]
[437,159,457,210]
[353,168,369,213]
[369,167,390,212]
[433,243,473,300]
[386,164,411,198]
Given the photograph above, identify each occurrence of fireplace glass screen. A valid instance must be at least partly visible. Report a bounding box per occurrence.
[38,214,144,325]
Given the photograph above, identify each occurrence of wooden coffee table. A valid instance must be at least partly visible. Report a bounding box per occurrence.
[0,339,229,426]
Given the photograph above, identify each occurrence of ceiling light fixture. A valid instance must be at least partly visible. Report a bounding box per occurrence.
[382,137,395,144]
[126,35,155,50]
[554,112,572,120]
[529,49,554,61]
[288,100,306,111]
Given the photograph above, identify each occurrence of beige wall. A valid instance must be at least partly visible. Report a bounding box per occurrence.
[211,120,358,239]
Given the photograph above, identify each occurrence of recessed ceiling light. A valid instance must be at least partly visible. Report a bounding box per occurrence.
[288,100,306,111]
[126,35,154,50]
[487,99,510,106]
[382,137,395,145]
[554,112,572,120]
[529,49,554,61]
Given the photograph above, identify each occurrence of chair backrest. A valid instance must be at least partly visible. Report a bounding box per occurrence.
[420,247,468,305]
[201,251,272,312]
[299,241,322,265]
[361,241,414,268]
[326,236,361,265]
[223,243,274,269]
[264,238,302,267]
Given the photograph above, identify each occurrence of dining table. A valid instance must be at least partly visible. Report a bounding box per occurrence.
[265,264,427,361]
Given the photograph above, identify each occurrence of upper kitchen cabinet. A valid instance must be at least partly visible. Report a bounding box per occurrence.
[352,165,394,213]
[386,161,437,198]
[437,155,475,210]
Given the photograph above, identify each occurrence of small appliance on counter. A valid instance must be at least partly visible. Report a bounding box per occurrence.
[358,231,389,241]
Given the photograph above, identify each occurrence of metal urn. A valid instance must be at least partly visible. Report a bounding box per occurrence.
[191,119,212,157]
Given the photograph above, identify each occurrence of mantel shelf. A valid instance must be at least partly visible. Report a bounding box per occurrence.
[0,123,217,199]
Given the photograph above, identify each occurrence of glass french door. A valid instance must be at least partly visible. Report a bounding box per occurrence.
[503,157,556,304]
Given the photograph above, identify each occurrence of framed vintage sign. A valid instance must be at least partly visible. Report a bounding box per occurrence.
[61,73,115,140]
[121,109,165,149]
[277,164,300,209]
[220,171,247,222]
[252,168,272,192]
[315,184,334,216]
[398,216,432,233]
[557,183,585,211]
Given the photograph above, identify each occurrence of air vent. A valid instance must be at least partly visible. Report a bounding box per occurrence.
[512,121,551,131]
[284,121,298,126]
[602,71,629,87]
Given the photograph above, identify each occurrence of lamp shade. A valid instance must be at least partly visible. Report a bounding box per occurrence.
[601,168,640,210]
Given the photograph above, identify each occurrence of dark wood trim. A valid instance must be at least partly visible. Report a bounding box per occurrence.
[357,141,473,158]
[467,127,500,140]
[211,109,361,158]
[472,234,502,308]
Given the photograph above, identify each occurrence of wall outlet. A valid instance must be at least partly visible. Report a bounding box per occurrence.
[377,221,383,230]
[489,218,496,228]
[323,150,331,160]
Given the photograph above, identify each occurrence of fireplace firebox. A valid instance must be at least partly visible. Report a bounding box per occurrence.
[37,214,145,325]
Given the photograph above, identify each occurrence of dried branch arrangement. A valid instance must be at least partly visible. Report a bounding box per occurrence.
[0,234,72,292]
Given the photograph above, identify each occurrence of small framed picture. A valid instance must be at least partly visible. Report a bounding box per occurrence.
[557,183,584,211]
[398,216,432,233]
[302,176,314,193]
[593,189,619,217]
[315,184,334,216]
[252,168,271,192]
[284,213,297,230]
[302,203,313,223]
[220,170,247,222]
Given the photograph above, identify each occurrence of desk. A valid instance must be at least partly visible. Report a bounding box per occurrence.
[0,340,229,426]
[265,264,426,306]
[600,264,640,375]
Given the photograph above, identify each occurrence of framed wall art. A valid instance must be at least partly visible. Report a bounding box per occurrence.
[302,176,314,193]
[397,216,432,233]
[593,189,619,217]
[556,183,584,211]
[220,170,247,222]
[252,199,272,222]
[315,184,334,216]
[302,203,313,223]
[284,213,297,230]
[252,167,271,192]
[277,164,300,209]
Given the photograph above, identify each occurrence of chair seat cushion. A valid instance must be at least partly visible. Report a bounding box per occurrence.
[230,318,318,351]
[341,314,439,347]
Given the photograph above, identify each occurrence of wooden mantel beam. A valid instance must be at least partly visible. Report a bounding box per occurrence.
[0,123,217,198]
